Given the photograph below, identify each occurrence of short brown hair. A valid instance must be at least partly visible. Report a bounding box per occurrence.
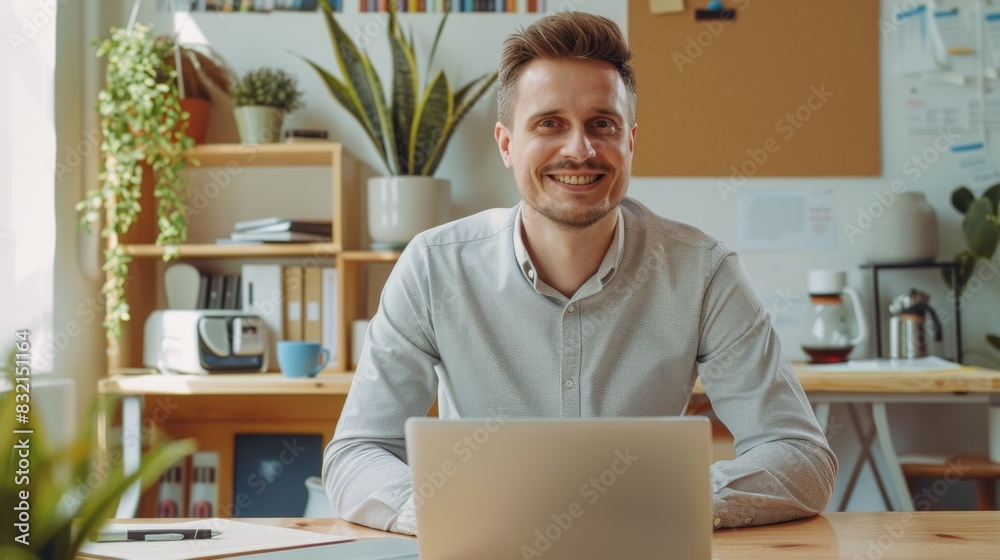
[497,11,636,127]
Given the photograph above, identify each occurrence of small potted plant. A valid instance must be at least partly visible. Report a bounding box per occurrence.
[231,67,304,144]
[948,184,1000,363]
[301,0,497,249]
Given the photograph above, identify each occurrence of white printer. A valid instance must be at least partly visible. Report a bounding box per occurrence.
[144,310,268,374]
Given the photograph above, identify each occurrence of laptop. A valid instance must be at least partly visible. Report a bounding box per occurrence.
[404,417,712,560]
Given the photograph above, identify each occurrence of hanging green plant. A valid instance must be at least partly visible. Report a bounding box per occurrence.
[76,23,194,340]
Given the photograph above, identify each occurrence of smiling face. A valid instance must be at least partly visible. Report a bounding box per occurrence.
[496,58,637,231]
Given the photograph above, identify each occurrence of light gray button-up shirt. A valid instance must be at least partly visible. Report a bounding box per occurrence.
[324,197,837,535]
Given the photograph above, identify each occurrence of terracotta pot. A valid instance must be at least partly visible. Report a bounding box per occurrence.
[180,98,211,144]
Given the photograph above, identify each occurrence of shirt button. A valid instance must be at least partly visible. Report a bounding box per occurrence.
[744,517,753,525]
[564,379,574,388]
[567,304,575,313]
[527,269,534,279]
[713,518,722,528]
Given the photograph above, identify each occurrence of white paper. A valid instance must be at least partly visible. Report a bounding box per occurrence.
[738,191,835,251]
[931,8,974,55]
[894,5,941,75]
[799,356,962,373]
[905,94,1000,134]
[78,519,355,560]
[985,11,1000,69]
[951,140,1000,187]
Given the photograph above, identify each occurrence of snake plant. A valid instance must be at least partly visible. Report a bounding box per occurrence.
[949,184,1000,354]
[302,0,497,176]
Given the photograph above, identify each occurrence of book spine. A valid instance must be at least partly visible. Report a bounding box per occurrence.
[322,267,339,366]
[156,460,186,517]
[283,266,304,341]
[303,267,323,344]
[188,452,218,518]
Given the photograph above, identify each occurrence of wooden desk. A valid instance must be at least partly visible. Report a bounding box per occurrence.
[239,512,1000,559]
[99,364,1000,517]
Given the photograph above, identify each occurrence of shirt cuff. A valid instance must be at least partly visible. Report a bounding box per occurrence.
[389,495,418,535]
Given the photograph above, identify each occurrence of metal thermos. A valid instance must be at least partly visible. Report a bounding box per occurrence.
[887,289,942,359]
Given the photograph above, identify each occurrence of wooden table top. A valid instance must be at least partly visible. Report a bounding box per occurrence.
[99,364,1000,396]
[252,512,1000,559]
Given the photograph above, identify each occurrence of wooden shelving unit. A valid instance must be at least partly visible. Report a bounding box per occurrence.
[100,142,408,518]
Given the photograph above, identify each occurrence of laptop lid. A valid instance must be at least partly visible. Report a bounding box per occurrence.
[405,417,712,560]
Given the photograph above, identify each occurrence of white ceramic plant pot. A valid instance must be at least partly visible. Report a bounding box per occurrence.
[233,106,284,144]
[866,191,939,264]
[367,176,450,250]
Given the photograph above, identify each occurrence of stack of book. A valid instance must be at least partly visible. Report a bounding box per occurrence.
[220,217,333,244]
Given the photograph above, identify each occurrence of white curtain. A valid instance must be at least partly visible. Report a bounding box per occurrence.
[0,0,57,372]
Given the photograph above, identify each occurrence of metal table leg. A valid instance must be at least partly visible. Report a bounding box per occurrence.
[114,395,143,518]
[872,402,915,511]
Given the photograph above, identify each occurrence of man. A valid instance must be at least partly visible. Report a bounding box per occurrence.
[324,11,837,535]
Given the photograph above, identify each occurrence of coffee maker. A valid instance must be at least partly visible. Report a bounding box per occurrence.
[887,288,943,359]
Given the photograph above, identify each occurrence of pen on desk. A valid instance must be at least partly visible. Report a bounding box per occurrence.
[90,529,221,542]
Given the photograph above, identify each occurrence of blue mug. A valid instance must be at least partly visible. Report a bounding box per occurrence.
[276,341,330,378]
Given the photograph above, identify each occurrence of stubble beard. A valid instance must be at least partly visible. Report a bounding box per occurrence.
[522,173,628,231]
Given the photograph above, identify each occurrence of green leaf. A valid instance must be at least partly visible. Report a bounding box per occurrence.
[427,12,449,76]
[964,197,1000,258]
[942,250,977,295]
[983,183,1000,214]
[951,186,975,215]
[320,1,389,168]
[422,71,497,176]
[988,334,1000,351]
[410,70,452,174]
[389,33,419,175]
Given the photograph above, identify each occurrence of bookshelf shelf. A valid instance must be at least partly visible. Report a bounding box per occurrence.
[185,142,341,168]
[340,250,401,263]
[99,372,356,396]
[121,242,341,258]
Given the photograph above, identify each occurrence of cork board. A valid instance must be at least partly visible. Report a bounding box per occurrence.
[628,0,880,177]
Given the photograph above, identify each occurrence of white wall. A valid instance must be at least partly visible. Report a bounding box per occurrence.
[123,0,996,508]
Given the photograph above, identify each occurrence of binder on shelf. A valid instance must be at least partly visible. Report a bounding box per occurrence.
[283,265,304,341]
[222,273,241,310]
[242,264,284,369]
[207,275,225,309]
[189,451,218,518]
[303,266,323,343]
[196,273,211,309]
[321,267,338,365]
[155,459,185,518]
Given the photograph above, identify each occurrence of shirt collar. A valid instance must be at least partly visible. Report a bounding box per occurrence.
[512,204,625,290]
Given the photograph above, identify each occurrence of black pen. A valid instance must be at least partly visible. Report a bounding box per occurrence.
[90,529,221,542]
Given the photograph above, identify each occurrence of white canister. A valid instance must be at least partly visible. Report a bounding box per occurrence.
[367,176,450,251]
[866,191,938,264]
